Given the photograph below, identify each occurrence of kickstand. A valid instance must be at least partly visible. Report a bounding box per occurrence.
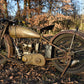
[60,57,71,78]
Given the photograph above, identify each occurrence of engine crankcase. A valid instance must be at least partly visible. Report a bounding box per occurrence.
[22,54,45,66]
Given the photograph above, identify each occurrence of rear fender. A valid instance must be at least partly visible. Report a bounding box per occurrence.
[4,35,13,57]
[50,30,84,43]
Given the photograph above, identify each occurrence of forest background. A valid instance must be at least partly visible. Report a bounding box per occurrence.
[0,0,84,33]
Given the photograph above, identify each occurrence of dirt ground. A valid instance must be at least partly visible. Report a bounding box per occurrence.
[0,60,84,84]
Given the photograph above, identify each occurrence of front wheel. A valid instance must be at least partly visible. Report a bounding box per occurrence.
[52,33,84,74]
[0,35,13,64]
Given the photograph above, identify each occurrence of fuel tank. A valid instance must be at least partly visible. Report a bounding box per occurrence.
[9,26,40,38]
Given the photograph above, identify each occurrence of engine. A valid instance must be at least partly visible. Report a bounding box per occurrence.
[14,38,52,66]
[22,41,39,55]
[16,38,40,56]
[14,38,46,66]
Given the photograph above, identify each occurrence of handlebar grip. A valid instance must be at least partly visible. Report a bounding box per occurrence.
[0,18,9,23]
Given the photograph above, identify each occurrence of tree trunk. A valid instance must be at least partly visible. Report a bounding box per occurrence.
[23,0,27,19]
[27,0,31,19]
[17,0,20,20]
[38,0,41,15]
[49,0,52,15]
[3,0,8,18]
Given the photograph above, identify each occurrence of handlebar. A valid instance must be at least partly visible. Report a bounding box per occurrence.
[0,18,17,24]
[0,18,31,26]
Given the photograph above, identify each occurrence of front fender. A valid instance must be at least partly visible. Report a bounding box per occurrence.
[50,30,84,43]
[4,35,13,57]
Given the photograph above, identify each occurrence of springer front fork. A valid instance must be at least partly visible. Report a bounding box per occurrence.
[13,39,22,59]
[0,23,8,48]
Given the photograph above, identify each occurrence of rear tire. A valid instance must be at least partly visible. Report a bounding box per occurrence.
[52,33,84,74]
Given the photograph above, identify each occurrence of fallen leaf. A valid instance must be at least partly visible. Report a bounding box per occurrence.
[9,76,13,79]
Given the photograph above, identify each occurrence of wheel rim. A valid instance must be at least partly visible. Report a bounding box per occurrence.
[0,36,8,64]
[0,38,8,56]
[53,34,84,71]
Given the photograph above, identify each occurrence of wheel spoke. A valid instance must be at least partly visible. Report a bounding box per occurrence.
[73,49,84,54]
[0,53,6,58]
[68,34,75,52]
[0,49,8,55]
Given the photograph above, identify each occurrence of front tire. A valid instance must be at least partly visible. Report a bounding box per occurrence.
[0,35,13,64]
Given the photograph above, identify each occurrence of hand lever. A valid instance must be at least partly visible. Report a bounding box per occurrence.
[76,27,79,32]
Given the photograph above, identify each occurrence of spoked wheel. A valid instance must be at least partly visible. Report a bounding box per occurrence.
[0,35,13,64]
[52,33,84,74]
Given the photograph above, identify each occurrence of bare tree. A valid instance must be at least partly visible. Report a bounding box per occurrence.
[3,0,8,18]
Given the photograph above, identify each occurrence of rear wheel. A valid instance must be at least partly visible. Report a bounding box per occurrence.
[52,33,84,74]
[0,35,13,64]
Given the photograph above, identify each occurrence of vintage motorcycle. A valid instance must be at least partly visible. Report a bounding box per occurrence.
[0,19,84,77]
